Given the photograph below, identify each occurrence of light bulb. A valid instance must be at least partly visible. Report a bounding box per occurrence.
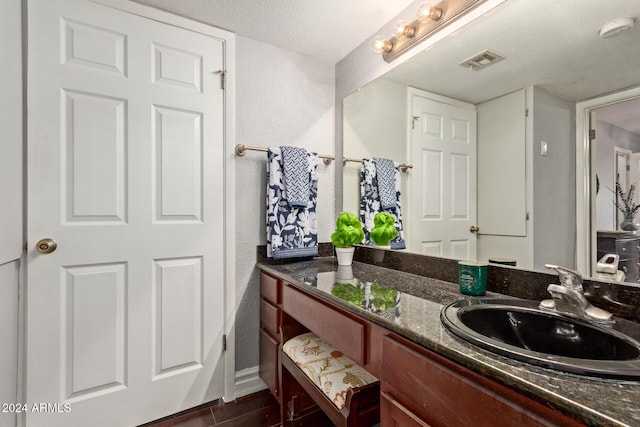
[371,35,392,54]
[417,2,443,22]
[394,19,416,39]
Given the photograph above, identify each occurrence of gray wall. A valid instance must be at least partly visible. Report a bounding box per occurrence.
[532,87,576,270]
[342,79,407,215]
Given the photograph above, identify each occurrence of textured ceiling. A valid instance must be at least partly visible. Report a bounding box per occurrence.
[131,0,416,64]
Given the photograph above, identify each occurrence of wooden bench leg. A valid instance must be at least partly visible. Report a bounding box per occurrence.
[279,326,380,427]
[280,343,327,425]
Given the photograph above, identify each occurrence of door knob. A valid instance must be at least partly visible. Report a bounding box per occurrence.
[36,238,57,254]
[469,226,480,233]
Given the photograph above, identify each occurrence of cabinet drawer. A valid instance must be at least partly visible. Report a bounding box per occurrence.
[282,283,366,365]
[381,392,431,427]
[616,237,640,258]
[382,335,582,427]
[259,328,279,398]
[260,272,281,305]
[260,298,280,337]
[619,258,640,282]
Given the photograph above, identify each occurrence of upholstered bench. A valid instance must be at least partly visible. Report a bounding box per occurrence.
[280,331,380,427]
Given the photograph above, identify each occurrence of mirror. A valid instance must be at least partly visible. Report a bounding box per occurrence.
[342,0,640,283]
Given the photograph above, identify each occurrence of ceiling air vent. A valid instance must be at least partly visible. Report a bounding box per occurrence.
[460,50,505,71]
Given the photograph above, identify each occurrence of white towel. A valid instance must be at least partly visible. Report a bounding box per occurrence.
[266,147,318,259]
[282,146,312,208]
[374,157,397,210]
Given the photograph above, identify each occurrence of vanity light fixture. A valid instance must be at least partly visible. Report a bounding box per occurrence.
[372,0,487,63]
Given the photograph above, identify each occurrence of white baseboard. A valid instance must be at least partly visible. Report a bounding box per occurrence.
[234,366,267,398]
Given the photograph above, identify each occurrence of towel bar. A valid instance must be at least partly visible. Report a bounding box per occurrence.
[342,156,413,173]
[234,144,334,165]
[234,144,413,172]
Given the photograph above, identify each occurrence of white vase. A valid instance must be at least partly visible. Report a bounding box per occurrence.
[372,245,390,263]
[335,247,355,266]
[373,244,391,250]
[335,265,355,284]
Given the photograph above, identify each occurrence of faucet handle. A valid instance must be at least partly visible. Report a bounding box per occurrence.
[545,264,583,290]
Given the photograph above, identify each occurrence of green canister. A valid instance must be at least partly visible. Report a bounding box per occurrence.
[458,261,488,296]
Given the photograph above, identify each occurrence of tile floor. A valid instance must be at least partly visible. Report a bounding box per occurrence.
[139,389,281,427]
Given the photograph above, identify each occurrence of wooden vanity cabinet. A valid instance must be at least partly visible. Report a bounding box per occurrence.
[381,334,584,427]
[259,272,282,400]
[258,271,584,426]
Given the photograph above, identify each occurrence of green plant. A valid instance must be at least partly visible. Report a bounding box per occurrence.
[331,212,365,248]
[370,212,398,246]
[615,181,640,217]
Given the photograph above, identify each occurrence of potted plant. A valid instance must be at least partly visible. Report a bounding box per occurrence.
[615,181,640,231]
[370,212,398,248]
[331,212,365,266]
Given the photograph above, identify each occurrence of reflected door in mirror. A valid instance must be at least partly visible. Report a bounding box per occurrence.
[409,91,477,259]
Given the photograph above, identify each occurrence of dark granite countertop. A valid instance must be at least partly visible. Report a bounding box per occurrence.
[257,258,640,427]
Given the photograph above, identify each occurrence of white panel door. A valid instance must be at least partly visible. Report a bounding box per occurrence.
[409,93,477,260]
[26,1,226,426]
[477,90,526,236]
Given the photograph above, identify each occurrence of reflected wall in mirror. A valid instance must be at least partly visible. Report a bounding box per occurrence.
[341,0,640,283]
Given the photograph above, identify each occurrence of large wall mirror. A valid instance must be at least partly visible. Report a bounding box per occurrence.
[342,0,640,283]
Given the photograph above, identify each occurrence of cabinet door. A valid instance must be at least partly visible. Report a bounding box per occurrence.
[381,392,432,427]
[260,272,281,305]
[259,328,279,398]
[260,298,280,337]
[382,335,583,427]
[477,89,526,237]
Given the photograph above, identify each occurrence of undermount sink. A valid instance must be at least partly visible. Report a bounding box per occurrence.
[440,298,640,379]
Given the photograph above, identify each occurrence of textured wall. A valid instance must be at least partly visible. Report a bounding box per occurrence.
[342,79,407,215]
[234,36,335,370]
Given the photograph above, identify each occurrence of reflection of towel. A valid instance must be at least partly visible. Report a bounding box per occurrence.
[282,146,311,207]
[266,147,318,259]
[374,158,397,209]
[360,159,406,249]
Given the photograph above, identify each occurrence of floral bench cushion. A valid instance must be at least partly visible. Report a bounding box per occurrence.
[283,332,379,410]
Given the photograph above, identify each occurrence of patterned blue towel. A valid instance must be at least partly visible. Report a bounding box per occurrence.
[360,159,406,250]
[282,146,311,208]
[266,147,318,260]
[373,158,397,210]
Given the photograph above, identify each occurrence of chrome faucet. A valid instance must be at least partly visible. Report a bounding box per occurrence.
[540,264,614,325]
